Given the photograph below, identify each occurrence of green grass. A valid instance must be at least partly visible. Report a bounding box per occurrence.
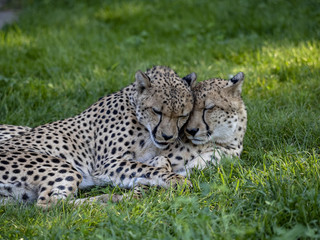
[0,0,320,239]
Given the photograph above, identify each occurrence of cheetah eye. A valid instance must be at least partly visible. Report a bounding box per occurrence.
[152,108,162,115]
[205,105,215,110]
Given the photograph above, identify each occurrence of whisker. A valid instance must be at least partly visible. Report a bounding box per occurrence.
[176,136,183,144]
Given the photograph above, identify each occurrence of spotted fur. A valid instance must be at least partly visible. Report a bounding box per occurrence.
[144,72,247,176]
[0,66,195,207]
[0,125,31,142]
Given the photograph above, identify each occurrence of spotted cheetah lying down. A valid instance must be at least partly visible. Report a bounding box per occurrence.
[0,66,196,207]
[0,70,247,207]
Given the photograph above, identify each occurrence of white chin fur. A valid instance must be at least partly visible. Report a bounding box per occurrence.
[212,124,236,144]
[191,139,208,145]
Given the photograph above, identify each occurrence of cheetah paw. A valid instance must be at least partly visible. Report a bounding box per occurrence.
[166,174,192,189]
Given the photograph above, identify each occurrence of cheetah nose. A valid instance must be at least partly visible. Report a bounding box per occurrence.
[186,128,199,137]
[162,133,173,141]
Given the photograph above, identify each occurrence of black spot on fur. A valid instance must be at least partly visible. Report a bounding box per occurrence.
[66,176,74,181]
[116,167,123,173]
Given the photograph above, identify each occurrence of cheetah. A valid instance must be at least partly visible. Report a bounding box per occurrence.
[144,72,247,176]
[0,66,196,207]
[1,72,247,190]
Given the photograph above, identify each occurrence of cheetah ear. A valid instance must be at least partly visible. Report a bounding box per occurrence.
[135,70,151,93]
[230,72,244,84]
[182,72,197,88]
[223,72,244,97]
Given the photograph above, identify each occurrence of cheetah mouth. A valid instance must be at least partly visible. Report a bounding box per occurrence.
[191,139,208,145]
[187,136,209,145]
[153,140,170,149]
[154,140,169,146]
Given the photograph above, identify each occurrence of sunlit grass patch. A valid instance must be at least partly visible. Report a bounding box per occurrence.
[0,0,320,239]
[95,1,144,23]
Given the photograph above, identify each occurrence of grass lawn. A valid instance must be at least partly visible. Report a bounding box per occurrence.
[0,0,320,239]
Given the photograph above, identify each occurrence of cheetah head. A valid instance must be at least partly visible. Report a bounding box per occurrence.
[185,72,246,145]
[134,66,196,149]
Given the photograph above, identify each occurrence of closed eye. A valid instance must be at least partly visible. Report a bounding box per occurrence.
[152,108,162,115]
[205,105,215,110]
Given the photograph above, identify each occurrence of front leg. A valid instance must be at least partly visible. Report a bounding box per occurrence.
[142,156,173,172]
[92,158,190,189]
[143,147,223,176]
[184,148,223,175]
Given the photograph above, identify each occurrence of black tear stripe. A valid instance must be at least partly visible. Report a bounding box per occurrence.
[202,110,210,132]
[152,114,162,139]
[176,118,181,134]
